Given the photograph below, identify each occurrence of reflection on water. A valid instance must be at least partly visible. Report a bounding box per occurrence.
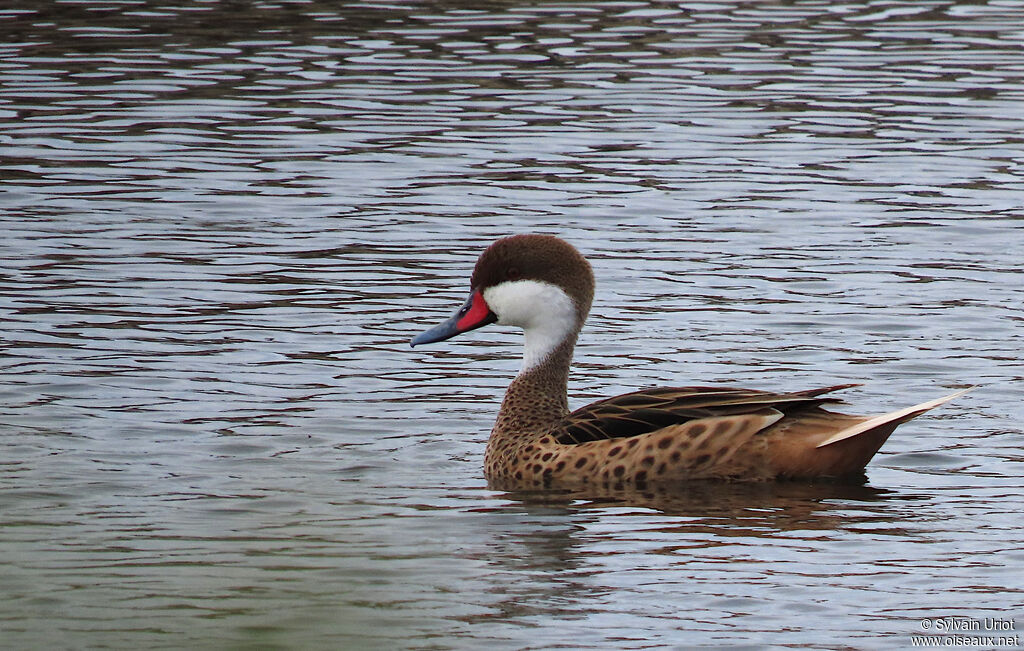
[2,0,1023,648]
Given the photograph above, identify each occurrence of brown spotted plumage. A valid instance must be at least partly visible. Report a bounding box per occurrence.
[411,234,969,489]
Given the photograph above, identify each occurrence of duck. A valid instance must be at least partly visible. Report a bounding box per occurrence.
[411,234,968,488]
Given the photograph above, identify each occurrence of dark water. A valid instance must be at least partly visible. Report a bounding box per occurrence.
[2,1,1023,648]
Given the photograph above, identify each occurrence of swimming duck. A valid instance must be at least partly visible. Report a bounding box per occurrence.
[411,234,966,488]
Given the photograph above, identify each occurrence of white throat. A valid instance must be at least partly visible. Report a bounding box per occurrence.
[482,280,579,374]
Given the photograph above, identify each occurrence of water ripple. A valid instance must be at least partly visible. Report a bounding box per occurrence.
[2,0,1023,648]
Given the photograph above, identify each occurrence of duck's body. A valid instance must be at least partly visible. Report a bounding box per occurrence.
[412,234,966,488]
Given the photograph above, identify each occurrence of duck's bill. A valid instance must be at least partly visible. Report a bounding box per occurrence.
[411,289,497,346]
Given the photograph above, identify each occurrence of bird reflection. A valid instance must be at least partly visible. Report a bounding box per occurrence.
[456,480,923,631]
[499,479,905,529]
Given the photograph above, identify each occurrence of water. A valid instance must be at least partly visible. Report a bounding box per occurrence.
[2,1,1023,648]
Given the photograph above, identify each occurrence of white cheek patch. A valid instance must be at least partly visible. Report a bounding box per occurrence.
[483,280,578,373]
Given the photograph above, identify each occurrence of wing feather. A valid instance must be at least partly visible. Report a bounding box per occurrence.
[552,384,858,445]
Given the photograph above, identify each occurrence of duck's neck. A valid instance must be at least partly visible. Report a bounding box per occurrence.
[490,333,577,444]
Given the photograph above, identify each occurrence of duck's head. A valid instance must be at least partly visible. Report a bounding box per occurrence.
[411,235,594,369]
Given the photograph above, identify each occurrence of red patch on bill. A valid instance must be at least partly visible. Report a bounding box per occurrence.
[457,291,491,330]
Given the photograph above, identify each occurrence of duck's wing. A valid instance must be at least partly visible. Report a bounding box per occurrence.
[552,384,858,445]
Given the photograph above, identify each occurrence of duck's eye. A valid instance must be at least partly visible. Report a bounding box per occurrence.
[506,267,521,280]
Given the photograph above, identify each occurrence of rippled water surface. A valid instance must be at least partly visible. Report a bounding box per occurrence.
[2,1,1024,648]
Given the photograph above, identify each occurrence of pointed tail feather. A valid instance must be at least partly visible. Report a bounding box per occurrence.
[815,387,972,448]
